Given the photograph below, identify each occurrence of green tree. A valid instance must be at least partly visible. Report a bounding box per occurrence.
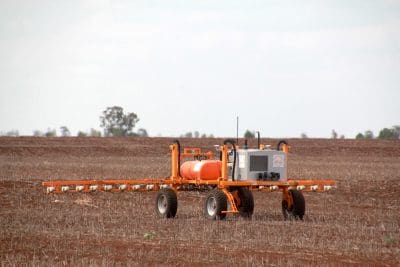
[77,131,87,137]
[300,133,308,138]
[33,130,44,137]
[184,132,193,138]
[364,130,374,139]
[6,130,19,137]
[355,133,364,139]
[137,128,148,137]
[45,128,56,137]
[90,128,102,137]
[244,130,255,139]
[60,126,70,137]
[393,125,400,138]
[378,128,397,139]
[331,129,338,139]
[100,106,139,137]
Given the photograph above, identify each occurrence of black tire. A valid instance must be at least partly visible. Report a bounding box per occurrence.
[235,187,254,218]
[282,189,305,220]
[204,189,227,220]
[155,188,177,218]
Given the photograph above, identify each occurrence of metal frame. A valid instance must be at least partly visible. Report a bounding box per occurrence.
[42,141,335,215]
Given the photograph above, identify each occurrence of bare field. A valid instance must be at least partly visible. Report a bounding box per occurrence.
[0,137,399,266]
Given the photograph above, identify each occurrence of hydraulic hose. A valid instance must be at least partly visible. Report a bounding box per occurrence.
[223,139,236,181]
[277,140,288,151]
[173,140,181,177]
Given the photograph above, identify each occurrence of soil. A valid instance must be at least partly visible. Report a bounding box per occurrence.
[0,137,399,266]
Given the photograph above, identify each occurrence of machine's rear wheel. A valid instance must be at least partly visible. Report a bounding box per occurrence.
[155,188,177,218]
[234,187,254,218]
[204,189,227,220]
[282,189,305,220]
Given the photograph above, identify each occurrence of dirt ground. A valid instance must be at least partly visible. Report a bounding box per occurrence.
[0,137,399,266]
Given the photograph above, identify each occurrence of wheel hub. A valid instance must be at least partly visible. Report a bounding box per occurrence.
[158,195,167,213]
[207,196,217,216]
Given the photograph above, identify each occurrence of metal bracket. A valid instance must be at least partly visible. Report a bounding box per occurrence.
[221,188,239,214]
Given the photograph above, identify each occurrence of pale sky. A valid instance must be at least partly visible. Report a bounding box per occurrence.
[0,0,399,138]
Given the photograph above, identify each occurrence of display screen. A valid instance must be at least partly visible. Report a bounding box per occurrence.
[249,155,268,171]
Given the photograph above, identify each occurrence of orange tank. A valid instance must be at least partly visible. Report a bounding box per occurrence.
[180,160,222,180]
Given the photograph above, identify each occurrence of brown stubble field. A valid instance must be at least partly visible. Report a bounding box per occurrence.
[0,137,399,266]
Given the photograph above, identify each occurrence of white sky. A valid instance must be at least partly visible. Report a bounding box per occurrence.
[0,0,399,138]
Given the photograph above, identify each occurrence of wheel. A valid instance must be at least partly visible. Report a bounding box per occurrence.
[155,188,177,218]
[282,189,305,220]
[234,187,254,218]
[204,189,227,220]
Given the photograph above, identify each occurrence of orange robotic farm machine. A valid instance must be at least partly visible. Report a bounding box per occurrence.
[43,139,335,220]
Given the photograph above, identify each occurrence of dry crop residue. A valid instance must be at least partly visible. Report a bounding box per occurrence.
[0,137,399,266]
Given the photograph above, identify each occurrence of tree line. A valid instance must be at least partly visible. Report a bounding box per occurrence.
[180,131,214,138]
[1,106,218,138]
[327,126,399,139]
[1,106,399,139]
[1,106,148,137]
[242,126,400,140]
[354,126,400,139]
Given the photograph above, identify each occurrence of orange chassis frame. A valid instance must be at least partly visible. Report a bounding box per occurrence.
[42,142,335,215]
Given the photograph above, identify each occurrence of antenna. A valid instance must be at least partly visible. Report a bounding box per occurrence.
[236,116,239,144]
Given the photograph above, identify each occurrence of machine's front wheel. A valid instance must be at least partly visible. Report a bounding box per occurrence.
[234,187,254,218]
[155,188,177,218]
[204,189,227,220]
[282,189,305,220]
